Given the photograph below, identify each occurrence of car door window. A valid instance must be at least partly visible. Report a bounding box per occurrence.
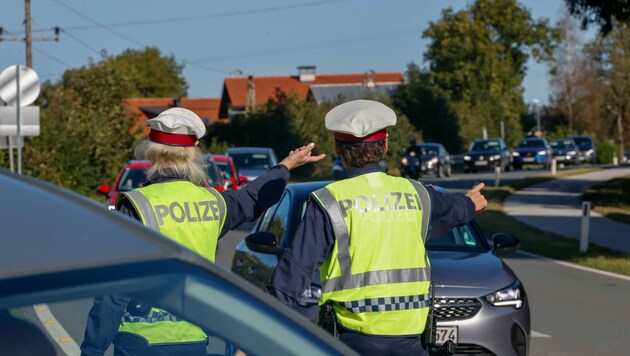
[260,193,292,246]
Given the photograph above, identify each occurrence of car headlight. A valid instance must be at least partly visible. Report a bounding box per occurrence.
[512,152,520,157]
[538,150,547,155]
[485,281,523,309]
[297,285,322,307]
[428,157,438,165]
[568,151,576,156]
[463,155,471,161]
[492,154,501,160]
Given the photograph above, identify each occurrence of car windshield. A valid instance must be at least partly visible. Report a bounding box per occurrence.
[206,162,220,186]
[117,168,147,192]
[215,161,232,179]
[572,137,593,150]
[550,140,575,149]
[518,140,545,148]
[426,223,486,252]
[231,153,271,170]
[418,145,439,156]
[470,140,500,151]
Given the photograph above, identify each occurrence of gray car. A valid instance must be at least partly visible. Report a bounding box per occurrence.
[226,147,279,182]
[232,181,530,356]
[0,170,356,356]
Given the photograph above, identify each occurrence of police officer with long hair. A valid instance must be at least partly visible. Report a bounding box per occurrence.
[80,108,324,356]
[267,100,487,356]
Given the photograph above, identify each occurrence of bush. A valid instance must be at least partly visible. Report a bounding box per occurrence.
[596,139,617,164]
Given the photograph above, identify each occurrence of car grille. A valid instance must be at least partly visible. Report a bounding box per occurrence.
[432,298,482,321]
[451,344,495,355]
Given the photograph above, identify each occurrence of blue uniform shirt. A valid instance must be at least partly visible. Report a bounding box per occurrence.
[81,164,290,356]
[266,162,476,306]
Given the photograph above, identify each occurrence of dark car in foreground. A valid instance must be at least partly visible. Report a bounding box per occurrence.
[0,170,356,356]
[570,135,597,164]
[402,143,452,178]
[232,181,530,356]
[463,138,512,173]
[550,138,580,166]
[226,147,279,182]
[512,137,552,169]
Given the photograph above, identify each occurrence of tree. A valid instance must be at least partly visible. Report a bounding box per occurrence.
[22,48,188,196]
[423,0,556,147]
[565,0,630,34]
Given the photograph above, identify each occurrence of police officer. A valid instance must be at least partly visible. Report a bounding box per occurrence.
[266,100,487,356]
[80,108,324,356]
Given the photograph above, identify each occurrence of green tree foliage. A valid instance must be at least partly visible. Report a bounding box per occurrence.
[393,63,463,153]
[565,0,630,34]
[21,48,187,196]
[422,0,556,147]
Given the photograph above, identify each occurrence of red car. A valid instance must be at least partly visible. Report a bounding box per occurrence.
[210,154,248,190]
[97,159,227,209]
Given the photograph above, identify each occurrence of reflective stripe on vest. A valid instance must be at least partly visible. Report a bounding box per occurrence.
[339,294,431,314]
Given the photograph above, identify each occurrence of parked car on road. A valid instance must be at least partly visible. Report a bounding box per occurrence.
[231,181,530,355]
[462,138,512,173]
[549,138,580,166]
[211,154,247,190]
[96,160,152,210]
[0,170,356,356]
[512,137,552,169]
[226,147,279,182]
[570,135,597,164]
[402,143,452,178]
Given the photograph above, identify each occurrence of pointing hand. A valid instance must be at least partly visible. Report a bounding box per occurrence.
[465,183,487,214]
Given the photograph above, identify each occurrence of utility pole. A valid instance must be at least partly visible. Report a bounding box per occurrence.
[0,0,60,68]
[25,0,32,68]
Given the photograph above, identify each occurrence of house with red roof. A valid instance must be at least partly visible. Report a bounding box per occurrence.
[219,66,403,120]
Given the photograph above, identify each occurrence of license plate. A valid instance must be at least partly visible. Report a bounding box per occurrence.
[474,161,488,166]
[523,157,535,162]
[435,326,458,345]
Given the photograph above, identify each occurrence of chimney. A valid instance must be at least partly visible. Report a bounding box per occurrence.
[364,70,375,88]
[246,75,256,113]
[298,65,316,82]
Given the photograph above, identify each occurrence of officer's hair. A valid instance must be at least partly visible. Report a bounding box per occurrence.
[336,140,386,168]
[135,140,209,187]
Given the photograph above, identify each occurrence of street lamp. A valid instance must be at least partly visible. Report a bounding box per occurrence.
[532,98,541,136]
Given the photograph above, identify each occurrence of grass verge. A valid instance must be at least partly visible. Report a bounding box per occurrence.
[476,167,630,277]
[582,175,630,224]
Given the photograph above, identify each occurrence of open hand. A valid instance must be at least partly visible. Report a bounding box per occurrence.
[465,183,487,214]
[279,143,326,171]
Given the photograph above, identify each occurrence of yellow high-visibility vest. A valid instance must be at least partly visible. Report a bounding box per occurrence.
[311,172,432,336]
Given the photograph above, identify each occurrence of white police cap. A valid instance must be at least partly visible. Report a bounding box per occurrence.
[325,100,396,142]
[144,107,206,146]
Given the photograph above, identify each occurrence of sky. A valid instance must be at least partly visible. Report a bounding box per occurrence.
[0,0,595,105]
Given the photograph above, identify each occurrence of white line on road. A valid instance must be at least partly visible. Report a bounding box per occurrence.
[33,304,80,355]
[531,330,552,338]
[517,250,630,282]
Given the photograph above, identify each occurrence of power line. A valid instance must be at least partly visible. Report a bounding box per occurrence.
[33,47,72,67]
[60,0,348,31]
[62,30,102,55]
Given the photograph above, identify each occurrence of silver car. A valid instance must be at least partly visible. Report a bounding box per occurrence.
[232,181,530,356]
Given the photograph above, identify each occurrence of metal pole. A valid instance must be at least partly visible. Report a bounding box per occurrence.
[500,120,505,140]
[7,137,14,172]
[580,201,591,253]
[494,166,501,187]
[551,158,557,175]
[16,65,22,175]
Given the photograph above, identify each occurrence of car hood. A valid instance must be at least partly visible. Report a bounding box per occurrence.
[238,168,266,180]
[428,251,516,293]
[515,147,544,154]
[467,150,502,156]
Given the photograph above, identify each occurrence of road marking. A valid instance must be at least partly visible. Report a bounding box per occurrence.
[33,304,81,355]
[531,330,552,338]
[517,250,630,282]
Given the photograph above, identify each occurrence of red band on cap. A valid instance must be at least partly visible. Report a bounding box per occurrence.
[334,129,387,142]
[149,129,197,147]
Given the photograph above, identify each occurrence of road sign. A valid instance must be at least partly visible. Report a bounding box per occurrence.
[0,65,41,106]
[0,106,40,136]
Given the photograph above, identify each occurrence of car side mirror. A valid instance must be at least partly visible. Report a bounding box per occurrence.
[96,183,111,196]
[491,233,520,257]
[245,231,281,255]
